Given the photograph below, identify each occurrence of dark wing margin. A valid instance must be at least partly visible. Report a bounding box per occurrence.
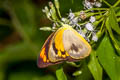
[37,56,63,68]
[37,32,63,68]
[37,32,54,68]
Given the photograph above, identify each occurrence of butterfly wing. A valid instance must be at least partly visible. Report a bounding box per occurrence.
[37,32,61,68]
[38,25,91,68]
[38,30,66,68]
[48,27,69,62]
[62,26,91,60]
[48,25,91,62]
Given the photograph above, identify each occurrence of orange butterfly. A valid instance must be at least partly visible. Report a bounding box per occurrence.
[37,24,91,68]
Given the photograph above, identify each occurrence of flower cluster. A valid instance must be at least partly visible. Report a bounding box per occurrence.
[84,0,102,9]
[60,9,98,42]
[41,0,104,42]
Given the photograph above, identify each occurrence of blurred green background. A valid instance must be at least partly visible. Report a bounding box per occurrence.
[0,0,86,80]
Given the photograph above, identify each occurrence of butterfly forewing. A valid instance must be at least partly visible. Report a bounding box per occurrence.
[62,27,91,59]
[48,27,68,62]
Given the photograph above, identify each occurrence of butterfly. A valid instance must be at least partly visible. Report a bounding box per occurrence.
[37,24,91,68]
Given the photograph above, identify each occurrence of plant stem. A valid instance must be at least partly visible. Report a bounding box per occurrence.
[74,9,107,16]
[100,20,105,31]
[57,9,62,18]
[103,0,112,7]
[74,8,108,15]
[113,0,120,7]
[86,11,106,18]
[79,21,88,26]
[84,8,108,13]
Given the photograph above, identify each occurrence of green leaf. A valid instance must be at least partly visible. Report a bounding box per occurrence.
[96,35,120,80]
[106,17,120,55]
[109,7,120,35]
[56,67,67,80]
[74,61,93,80]
[88,51,102,80]
[114,7,120,16]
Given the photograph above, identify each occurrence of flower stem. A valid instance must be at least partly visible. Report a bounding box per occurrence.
[74,8,108,15]
[100,20,105,31]
[84,8,108,12]
[113,0,120,7]
[103,0,112,7]
[86,11,106,18]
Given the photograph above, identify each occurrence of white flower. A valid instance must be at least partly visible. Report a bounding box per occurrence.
[52,23,56,29]
[95,2,102,7]
[61,18,66,22]
[69,13,75,20]
[42,6,48,13]
[78,18,81,21]
[76,24,81,30]
[86,38,90,42]
[92,34,98,42]
[80,11,86,20]
[89,16,96,23]
[83,0,93,9]
[79,30,86,38]
[80,33,86,38]
[47,12,51,17]
[72,17,79,25]
[85,23,94,31]
[68,9,75,20]
[42,9,46,13]
[49,9,53,14]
